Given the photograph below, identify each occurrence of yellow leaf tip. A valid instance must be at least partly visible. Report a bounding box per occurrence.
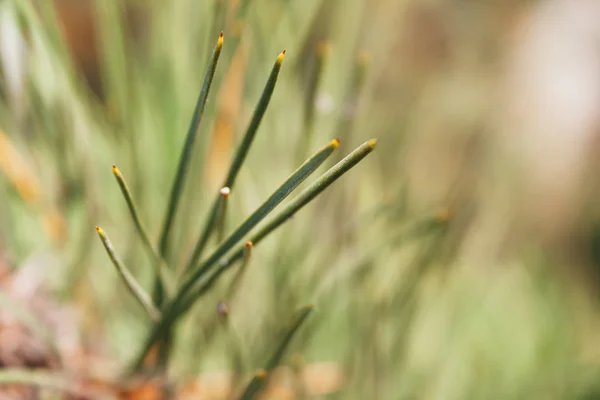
[217,31,224,48]
[332,138,340,148]
[368,139,377,149]
[277,49,286,64]
[245,240,253,248]
[112,164,120,175]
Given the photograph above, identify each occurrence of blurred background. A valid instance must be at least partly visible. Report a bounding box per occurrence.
[2,0,600,398]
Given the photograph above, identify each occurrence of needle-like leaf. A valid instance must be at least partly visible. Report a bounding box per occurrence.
[95,226,161,321]
[157,32,224,262]
[239,305,314,400]
[112,165,175,297]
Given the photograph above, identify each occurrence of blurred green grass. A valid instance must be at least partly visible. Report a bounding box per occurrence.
[1,0,600,398]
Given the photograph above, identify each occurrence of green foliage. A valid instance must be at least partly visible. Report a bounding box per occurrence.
[0,0,598,399]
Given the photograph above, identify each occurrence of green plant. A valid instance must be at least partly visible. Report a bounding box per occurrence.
[2,1,593,399]
[93,31,376,395]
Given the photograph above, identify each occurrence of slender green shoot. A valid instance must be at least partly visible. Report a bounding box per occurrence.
[177,138,339,308]
[112,165,175,297]
[95,226,161,321]
[157,32,224,262]
[185,50,287,271]
[216,186,231,243]
[239,305,314,400]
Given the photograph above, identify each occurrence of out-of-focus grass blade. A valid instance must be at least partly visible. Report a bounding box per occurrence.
[185,50,286,271]
[265,305,314,369]
[296,40,331,164]
[95,226,161,321]
[157,32,224,262]
[239,305,314,400]
[334,51,371,157]
[177,139,339,308]
[112,165,175,298]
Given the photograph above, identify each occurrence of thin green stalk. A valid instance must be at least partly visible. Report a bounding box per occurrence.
[184,50,286,271]
[179,139,339,306]
[112,165,175,297]
[157,32,224,263]
[239,305,314,400]
[176,139,376,314]
[95,226,160,321]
